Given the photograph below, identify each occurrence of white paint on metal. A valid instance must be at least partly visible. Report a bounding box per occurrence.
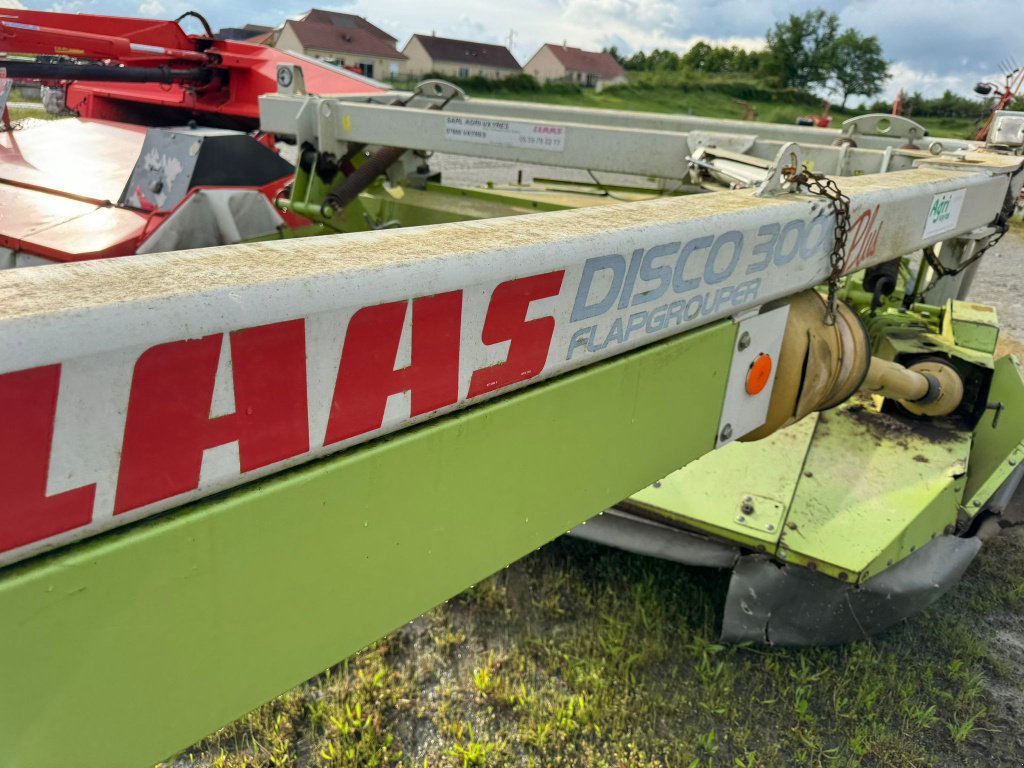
[0,163,1017,567]
[260,96,923,181]
[988,111,1024,148]
[343,94,976,153]
[716,304,790,447]
[0,75,12,116]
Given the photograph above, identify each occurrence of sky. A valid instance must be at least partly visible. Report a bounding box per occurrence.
[21,0,1024,102]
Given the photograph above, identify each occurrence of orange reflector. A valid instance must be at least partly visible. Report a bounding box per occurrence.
[746,354,772,395]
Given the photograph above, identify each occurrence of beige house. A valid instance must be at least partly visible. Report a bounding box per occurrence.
[525,44,627,90]
[273,9,405,79]
[401,34,521,80]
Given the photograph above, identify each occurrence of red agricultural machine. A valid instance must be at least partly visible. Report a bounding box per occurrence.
[0,7,383,267]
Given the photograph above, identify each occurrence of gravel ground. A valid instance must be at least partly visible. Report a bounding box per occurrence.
[957,229,1024,763]
[971,228,1024,341]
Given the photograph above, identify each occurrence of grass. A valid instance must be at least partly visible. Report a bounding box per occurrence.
[163,524,1024,768]
[4,105,60,123]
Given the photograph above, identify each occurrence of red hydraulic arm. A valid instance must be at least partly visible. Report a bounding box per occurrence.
[0,8,383,125]
[0,9,208,64]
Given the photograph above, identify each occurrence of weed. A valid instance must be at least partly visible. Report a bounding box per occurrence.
[946,708,986,745]
[445,723,505,768]
[471,651,500,700]
[697,728,719,757]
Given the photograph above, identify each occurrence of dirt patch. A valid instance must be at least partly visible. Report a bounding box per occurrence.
[996,336,1024,360]
[842,401,965,446]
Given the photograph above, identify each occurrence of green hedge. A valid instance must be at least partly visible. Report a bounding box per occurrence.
[604,71,819,105]
[389,72,581,96]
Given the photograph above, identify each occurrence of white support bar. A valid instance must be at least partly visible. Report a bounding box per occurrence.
[259,96,924,181]
[329,93,972,153]
[0,160,1016,567]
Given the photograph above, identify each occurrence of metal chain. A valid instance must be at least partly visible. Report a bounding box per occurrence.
[784,165,851,324]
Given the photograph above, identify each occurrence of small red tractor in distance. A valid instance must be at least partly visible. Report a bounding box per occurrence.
[796,99,833,128]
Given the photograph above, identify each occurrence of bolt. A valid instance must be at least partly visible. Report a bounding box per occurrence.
[766,524,775,532]
[737,515,746,523]
[737,331,751,351]
[720,424,733,442]
[778,549,788,559]
[740,501,755,515]
[1010,459,1017,466]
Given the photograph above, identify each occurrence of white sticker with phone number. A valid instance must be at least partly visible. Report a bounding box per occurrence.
[445,116,566,152]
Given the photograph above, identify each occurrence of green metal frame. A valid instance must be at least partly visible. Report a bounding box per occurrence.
[626,272,1024,584]
[964,354,1024,506]
[0,321,734,768]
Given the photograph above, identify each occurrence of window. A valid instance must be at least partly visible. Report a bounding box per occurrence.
[458,67,469,77]
[359,62,374,78]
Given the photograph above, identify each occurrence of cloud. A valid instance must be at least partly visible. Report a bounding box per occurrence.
[884,61,978,101]
[21,0,1022,97]
[837,0,1023,99]
[345,0,767,66]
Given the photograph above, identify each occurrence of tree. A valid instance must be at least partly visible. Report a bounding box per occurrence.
[623,50,648,71]
[829,29,889,107]
[681,41,714,72]
[602,46,625,66]
[761,9,840,90]
[680,42,760,75]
